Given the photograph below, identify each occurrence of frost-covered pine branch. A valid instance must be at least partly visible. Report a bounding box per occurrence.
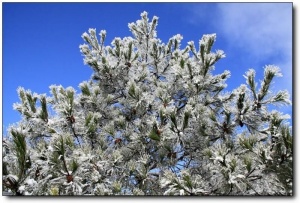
[3,11,292,196]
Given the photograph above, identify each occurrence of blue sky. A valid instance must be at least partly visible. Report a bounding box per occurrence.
[2,2,293,132]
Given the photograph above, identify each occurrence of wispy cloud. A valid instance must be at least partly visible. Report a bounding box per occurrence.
[217,3,291,56]
[216,3,292,80]
[186,3,292,94]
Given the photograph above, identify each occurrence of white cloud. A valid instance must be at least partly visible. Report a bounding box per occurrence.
[185,3,292,94]
[217,3,291,55]
[216,3,292,92]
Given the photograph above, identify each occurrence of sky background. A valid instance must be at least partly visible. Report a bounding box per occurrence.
[2,2,293,133]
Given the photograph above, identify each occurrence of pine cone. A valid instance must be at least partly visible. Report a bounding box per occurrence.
[157,129,162,135]
[125,62,131,67]
[167,152,176,159]
[66,175,73,183]
[67,115,75,123]
[115,138,122,144]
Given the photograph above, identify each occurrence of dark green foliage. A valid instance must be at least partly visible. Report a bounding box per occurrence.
[39,95,48,122]
[11,129,27,180]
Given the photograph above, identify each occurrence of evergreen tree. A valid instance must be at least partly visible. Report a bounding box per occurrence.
[3,11,292,196]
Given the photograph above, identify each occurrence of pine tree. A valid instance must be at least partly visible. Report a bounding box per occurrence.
[3,11,292,196]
